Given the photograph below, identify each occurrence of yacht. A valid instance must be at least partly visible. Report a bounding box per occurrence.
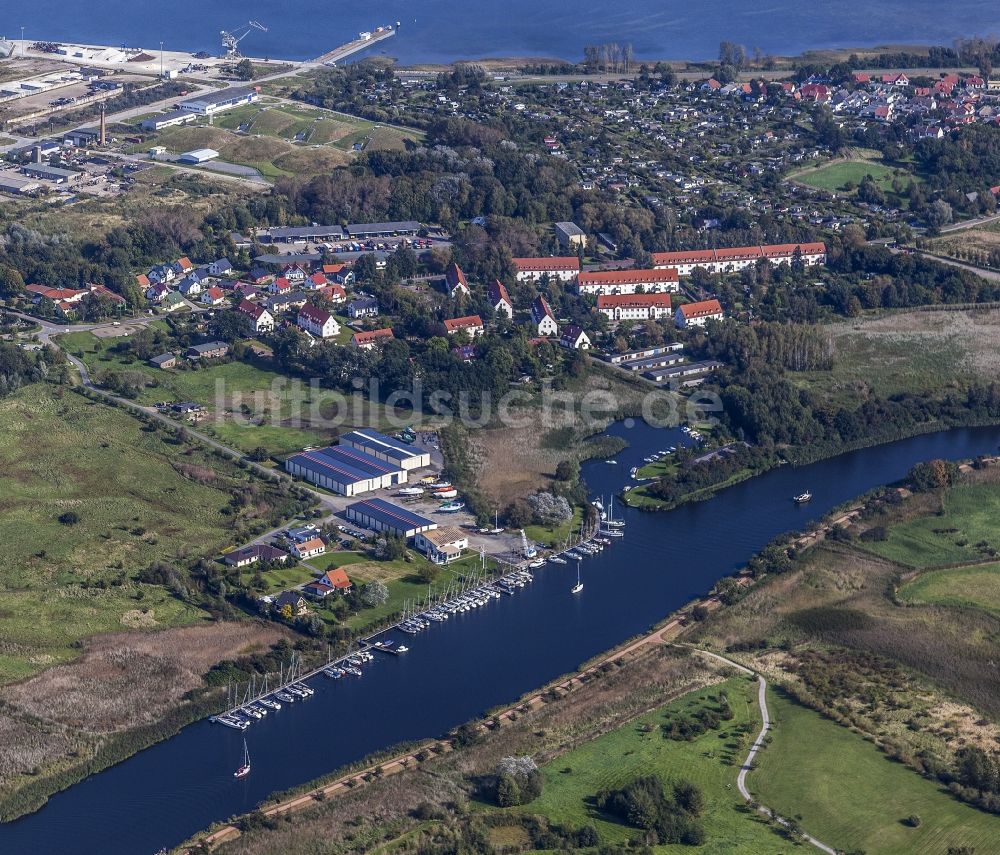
[397,486,424,497]
[438,500,464,512]
[234,739,251,779]
[548,555,567,564]
[571,563,583,594]
[793,491,812,504]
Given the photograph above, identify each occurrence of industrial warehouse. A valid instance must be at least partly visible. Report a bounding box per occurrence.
[344,498,437,539]
[284,445,409,496]
[339,429,431,470]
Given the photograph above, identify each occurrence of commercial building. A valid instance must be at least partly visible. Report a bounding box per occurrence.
[596,293,672,321]
[179,87,258,116]
[512,256,580,283]
[285,446,407,496]
[414,527,469,564]
[339,428,431,470]
[179,148,219,164]
[21,164,78,183]
[269,225,347,242]
[651,242,827,276]
[0,175,40,195]
[605,343,684,364]
[675,299,725,328]
[576,268,679,296]
[140,109,197,131]
[345,221,421,238]
[554,221,586,250]
[345,498,437,539]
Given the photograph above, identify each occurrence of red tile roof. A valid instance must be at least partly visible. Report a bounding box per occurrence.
[352,328,394,347]
[577,268,679,287]
[299,303,332,324]
[512,256,581,273]
[443,314,484,333]
[679,299,723,319]
[487,278,511,305]
[596,293,672,309]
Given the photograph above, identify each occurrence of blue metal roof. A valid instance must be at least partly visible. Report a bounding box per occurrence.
[288,445,400,485]
[342,428,423,461]
[346,498,434,531]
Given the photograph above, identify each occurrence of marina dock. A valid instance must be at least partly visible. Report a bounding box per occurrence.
[315,26,396,65]
[208,519,623,732]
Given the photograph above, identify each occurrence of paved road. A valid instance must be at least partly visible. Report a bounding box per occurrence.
[682,647,837,855]
[940,211,1000,233]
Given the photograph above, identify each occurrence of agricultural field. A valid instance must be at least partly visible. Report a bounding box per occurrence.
[497,675,780,852]
[898,562,1000,617]
[753,689,1000,854]
[862,481,1000,567]
[792,156,913,194]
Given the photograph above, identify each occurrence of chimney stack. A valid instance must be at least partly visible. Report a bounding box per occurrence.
[99,104,106,146]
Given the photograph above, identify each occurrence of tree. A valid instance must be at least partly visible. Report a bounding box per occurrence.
[234,58,255,81]
[0,264,25,298]
[361,579,389,606]
[417,564,439,584]
[495,773,521,807]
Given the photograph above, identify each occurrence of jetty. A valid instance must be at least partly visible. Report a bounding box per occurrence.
[315,25,396,65]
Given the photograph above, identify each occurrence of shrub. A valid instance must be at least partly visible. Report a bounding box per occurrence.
[58,511,80,526]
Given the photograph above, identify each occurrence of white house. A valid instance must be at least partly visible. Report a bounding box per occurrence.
[576,268,680,296]
[651,242,827,276]
[445,262,470,297]
[414,526,469,564]
[488,279,513,319]
[560,325,591,350]
[531,295,559,336]
[237,299,275,333]
[297,304,341,339]
[512,257,580,283]
[596,293,672,321]
[675,299,724,328]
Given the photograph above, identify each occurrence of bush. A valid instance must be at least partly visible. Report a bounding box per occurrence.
[58,511,80,526]
[905,814,922,827]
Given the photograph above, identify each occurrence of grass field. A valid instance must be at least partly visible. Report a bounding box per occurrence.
[899,562,1000,617]
[793,308,1000,408]
[501,675,782,852]
[752,688,1000,854]
[793,157,910,193]
[56,332,336,455]
[524,506,584,550]
[863,482,1000,567]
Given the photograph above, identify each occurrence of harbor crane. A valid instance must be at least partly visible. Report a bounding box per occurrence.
[220,20,267,59]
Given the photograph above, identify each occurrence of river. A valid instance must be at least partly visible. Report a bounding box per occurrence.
[6,0,999,65]
[3,422,1000,853]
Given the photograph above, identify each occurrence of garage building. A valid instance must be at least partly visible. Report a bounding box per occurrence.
[339,429,430,470]
[285,446,407,496]
[179,148,219,164]
[345,498,437,539]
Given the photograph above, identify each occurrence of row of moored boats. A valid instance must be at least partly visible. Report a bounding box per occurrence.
[213,682,316,730]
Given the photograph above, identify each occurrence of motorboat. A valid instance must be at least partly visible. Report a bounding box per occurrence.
[397,486,424,497]
[438,500,464,512]
[793,491,812,504]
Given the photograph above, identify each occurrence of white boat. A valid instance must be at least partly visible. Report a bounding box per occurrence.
[234,739,251,778]
[434,488,459,499]
[397,486,424,496]
[396,645,409,653]
[601,528,624,537]
[428,480,452,489]
[259,697,281,710]
[549,555,567,564]
[528,558,546,568]
[605,459,617,464]
[793,491,812,504]
[571,562,583,594]
[439,500,464,512]
[630,467,638,479]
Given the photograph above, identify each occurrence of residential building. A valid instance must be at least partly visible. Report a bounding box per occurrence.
[319,283,347,304]
[560,325,592,350]
[443,314,484,337]
[596,293,672,321]
[273,590,308,616]
[266,291,309,314]
[236,299,274,333]
[303,567,353,598]
[675,299,724,328]
[208,258,233,276]
[414,526,469,564]
[224,544,288,568]
[554,221,586,250]
[531,295,559,336]
[576,268,680,296]
[297,304,341,339]
[651,242,826,275]
[340,429,431,470]
[291,537,326,560]
[161,291,185,312]
[487,279,513,319]
[512,256,580,283]
[345,498,437,538]
[348,298,379,319]
[444,261,470,297]
[351,328,394,350]
[201,286,226,306]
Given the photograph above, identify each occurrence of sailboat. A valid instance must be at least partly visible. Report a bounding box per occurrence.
[604,496,625,529]
[571,561,583,594]
[234,739,251,778]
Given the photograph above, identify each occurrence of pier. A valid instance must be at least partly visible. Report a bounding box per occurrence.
[208,521,621,731]
[314,26,396,65]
